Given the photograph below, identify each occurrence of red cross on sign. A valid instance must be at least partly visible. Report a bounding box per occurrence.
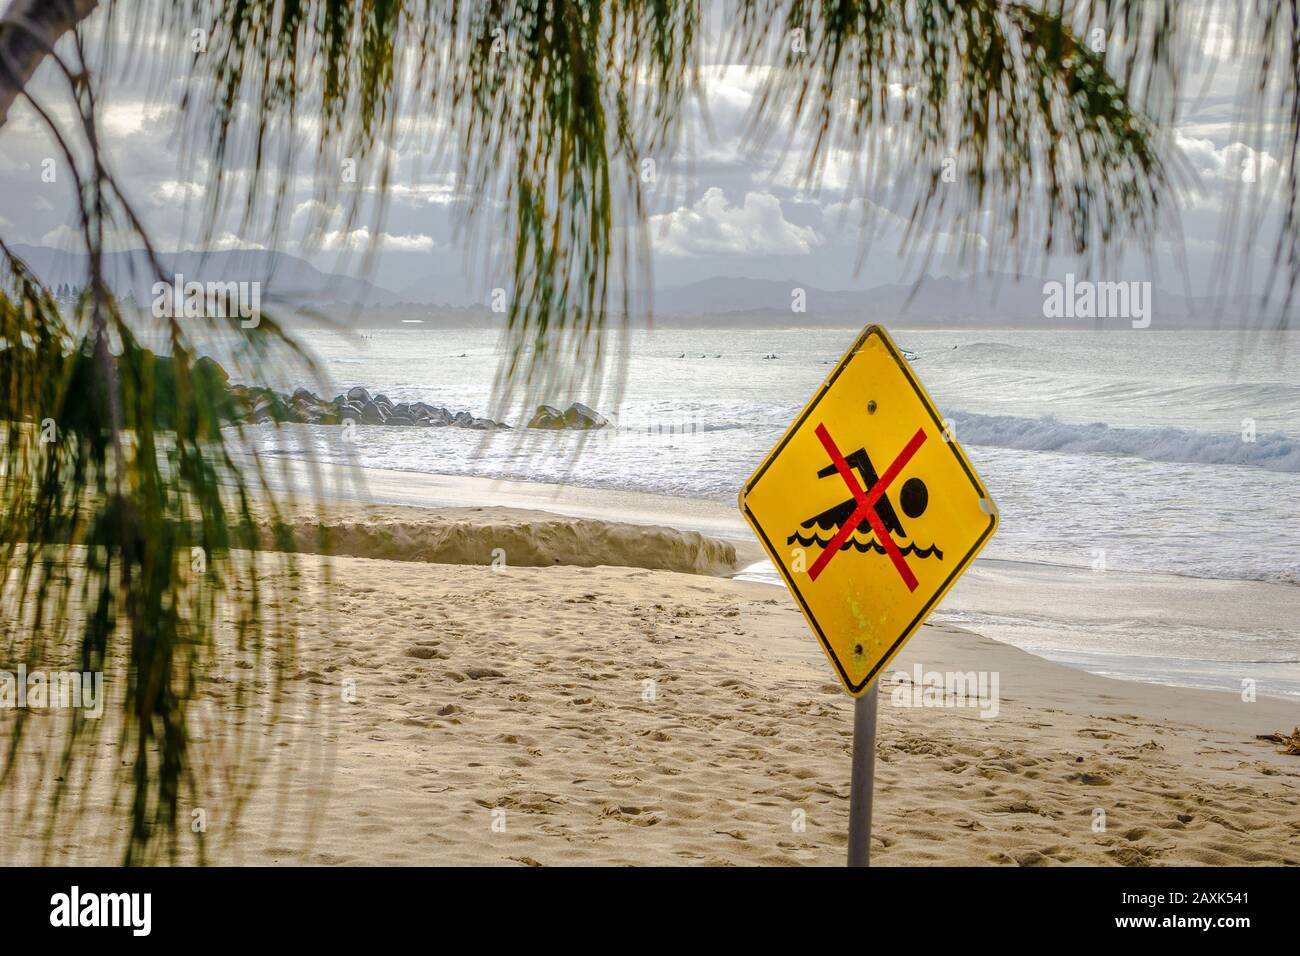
[809,423,928,589]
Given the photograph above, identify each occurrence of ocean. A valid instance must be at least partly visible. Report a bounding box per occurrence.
[251,326,1300,585]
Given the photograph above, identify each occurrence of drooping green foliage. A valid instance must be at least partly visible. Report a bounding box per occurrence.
[734,0,1178,274]
[0,241,335,864]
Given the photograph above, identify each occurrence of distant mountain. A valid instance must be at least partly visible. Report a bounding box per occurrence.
[8,243,1283,329]
[5,245,403,308]
[646,273,1282,329]
[650,273,1049,319]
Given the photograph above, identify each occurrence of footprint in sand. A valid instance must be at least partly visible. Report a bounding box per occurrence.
[1068,771,1112,786]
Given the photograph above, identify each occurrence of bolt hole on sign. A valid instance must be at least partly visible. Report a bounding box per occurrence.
[739,325,998,696]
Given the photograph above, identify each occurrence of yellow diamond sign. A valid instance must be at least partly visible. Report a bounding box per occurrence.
[739,325,998,696]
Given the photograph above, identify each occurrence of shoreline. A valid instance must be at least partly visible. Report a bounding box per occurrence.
[253,458,1300,700]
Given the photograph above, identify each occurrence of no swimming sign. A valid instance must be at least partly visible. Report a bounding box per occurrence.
[739,325,998,695]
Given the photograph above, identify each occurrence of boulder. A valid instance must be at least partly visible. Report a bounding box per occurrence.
[410,402,441,423]
[404,402,448,425]
[195,355,230,385]
[249,390,294,424]
[187,356,240,424]
[309,404,342,425]
[562,402,608,429]
[526,403,608,429]
[286,386,343,424]
[223,381,513,430]
[526,404,566,429]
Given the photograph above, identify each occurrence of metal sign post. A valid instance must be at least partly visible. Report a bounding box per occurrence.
[846,681,878,867]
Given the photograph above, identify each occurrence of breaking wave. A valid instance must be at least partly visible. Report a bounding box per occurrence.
[949,411,1300,473]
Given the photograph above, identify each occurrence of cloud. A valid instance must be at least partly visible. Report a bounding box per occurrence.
[209,232,265,251]
[385,180,459,206]
[1176,133,1282,191]
[316,226,438,252]
[651,188,820,257]
[155,179,206,203]
[38,224,81,250]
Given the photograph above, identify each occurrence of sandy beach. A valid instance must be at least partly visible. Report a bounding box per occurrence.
[3,498,1298,867]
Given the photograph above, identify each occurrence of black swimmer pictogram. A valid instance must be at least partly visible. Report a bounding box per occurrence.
[786,445,943,561]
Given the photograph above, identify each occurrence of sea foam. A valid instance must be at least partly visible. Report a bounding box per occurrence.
[948,411,1300,473]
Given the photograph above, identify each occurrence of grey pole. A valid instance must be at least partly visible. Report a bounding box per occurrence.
[846,681,879,867]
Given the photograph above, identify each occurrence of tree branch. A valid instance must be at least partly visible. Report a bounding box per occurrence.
[0,0,98,128]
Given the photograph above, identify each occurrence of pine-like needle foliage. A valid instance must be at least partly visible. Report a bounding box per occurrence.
[1,245,333,864]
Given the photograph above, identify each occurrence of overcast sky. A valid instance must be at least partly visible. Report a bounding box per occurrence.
[0,1,1289,305]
